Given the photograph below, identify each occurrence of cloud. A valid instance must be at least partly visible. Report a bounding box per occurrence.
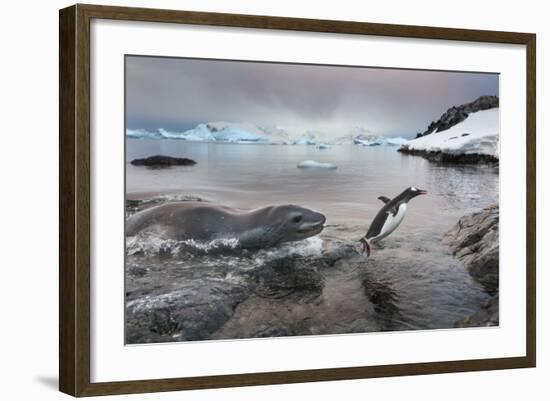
[126,56,498,138]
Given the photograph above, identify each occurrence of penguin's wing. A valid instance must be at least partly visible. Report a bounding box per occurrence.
[388,204,400,216]
[366,207,389,239]
[377,196,391,204]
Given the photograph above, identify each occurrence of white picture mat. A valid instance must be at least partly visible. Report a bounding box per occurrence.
[90,19,526,383]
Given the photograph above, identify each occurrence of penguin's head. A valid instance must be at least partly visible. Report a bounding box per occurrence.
[407,186,428,199]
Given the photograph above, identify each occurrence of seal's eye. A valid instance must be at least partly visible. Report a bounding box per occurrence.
[292,215,303,224]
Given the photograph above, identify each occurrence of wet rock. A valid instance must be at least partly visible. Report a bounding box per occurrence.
[130,155,197,167]
[125,239,368,343]
[126,279,252,343]
[455,295,499,327]
[251,324,294,337]
[443,204,499,295]
[361,276,401,330]
[255,256,325,299]
[347,318,381,333]
[124,255,324,343]
[128,265,148,277]
[321,241,360,266]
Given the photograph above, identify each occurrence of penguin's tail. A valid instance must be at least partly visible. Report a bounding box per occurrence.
[359,237,371,256]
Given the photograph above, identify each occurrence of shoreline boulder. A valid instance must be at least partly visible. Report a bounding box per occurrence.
[443,204,499,295]
[455,295,499,328]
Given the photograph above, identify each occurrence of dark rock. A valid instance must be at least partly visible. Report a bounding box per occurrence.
[455,295,499,327]
[347,319,381,333]
[124,239,366,343]
[397,148,499,164]
[125,278,253,342]
[252,324,294,337]
[130,155,197,167]
[443,204,499,295]
[321,241,360,266]
[128,266,148,277]
[416,96,499,138]
[254,256,325,299]
[361,276,401,331]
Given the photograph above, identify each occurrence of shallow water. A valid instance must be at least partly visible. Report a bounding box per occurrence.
[125,140,499,341]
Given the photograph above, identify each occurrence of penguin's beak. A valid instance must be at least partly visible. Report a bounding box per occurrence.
[418,189,428,195]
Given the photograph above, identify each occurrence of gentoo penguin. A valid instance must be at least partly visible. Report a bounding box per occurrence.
[360,187,427,255]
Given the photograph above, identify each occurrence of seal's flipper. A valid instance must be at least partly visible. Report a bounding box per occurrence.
[377,196,391,204]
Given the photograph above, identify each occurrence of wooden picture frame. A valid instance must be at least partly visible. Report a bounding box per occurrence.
[59,3,536,397]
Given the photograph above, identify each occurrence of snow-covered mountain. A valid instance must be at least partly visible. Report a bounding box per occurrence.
[126,122,408,146]
[399,108,499,158]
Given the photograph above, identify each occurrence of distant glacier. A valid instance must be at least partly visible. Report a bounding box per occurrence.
[126,122,409,146]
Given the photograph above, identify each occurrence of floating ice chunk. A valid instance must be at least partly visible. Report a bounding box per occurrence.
[317,143,331,149]
[297,160,337,170]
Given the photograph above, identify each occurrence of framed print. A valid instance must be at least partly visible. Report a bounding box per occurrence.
[59,4,536,397]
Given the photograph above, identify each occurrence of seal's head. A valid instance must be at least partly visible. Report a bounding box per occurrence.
[267,205,326,243]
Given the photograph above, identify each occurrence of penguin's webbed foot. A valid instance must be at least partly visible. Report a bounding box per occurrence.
[359,238,371,256]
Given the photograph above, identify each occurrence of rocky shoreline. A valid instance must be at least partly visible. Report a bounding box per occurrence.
[397,148,499,164]
[443,204,499,326]
[125,241,382,343]
[124,196,498,343]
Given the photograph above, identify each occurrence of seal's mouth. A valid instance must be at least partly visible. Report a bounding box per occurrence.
[297,220,325,235]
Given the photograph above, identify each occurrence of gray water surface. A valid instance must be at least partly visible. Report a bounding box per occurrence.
[126,140,498,340]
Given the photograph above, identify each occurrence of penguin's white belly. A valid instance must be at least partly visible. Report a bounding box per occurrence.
[373,203,407,241]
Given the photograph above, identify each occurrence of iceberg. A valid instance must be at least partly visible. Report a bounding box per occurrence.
[126,122,409,147]
[354,135,408,147]
[294,136,317,145]
[183,123,272,143]
[126,128,164,139]
[126,122,298,144]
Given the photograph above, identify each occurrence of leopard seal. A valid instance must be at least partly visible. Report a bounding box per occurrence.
[126,202,326,250]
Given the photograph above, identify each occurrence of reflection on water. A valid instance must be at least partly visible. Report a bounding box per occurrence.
[126,140,498,338]
[127,140,498,229]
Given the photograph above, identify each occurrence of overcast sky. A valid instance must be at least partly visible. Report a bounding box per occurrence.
[126,56,498,138]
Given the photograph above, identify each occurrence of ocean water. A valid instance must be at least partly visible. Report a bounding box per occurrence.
[126,139,499,339]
